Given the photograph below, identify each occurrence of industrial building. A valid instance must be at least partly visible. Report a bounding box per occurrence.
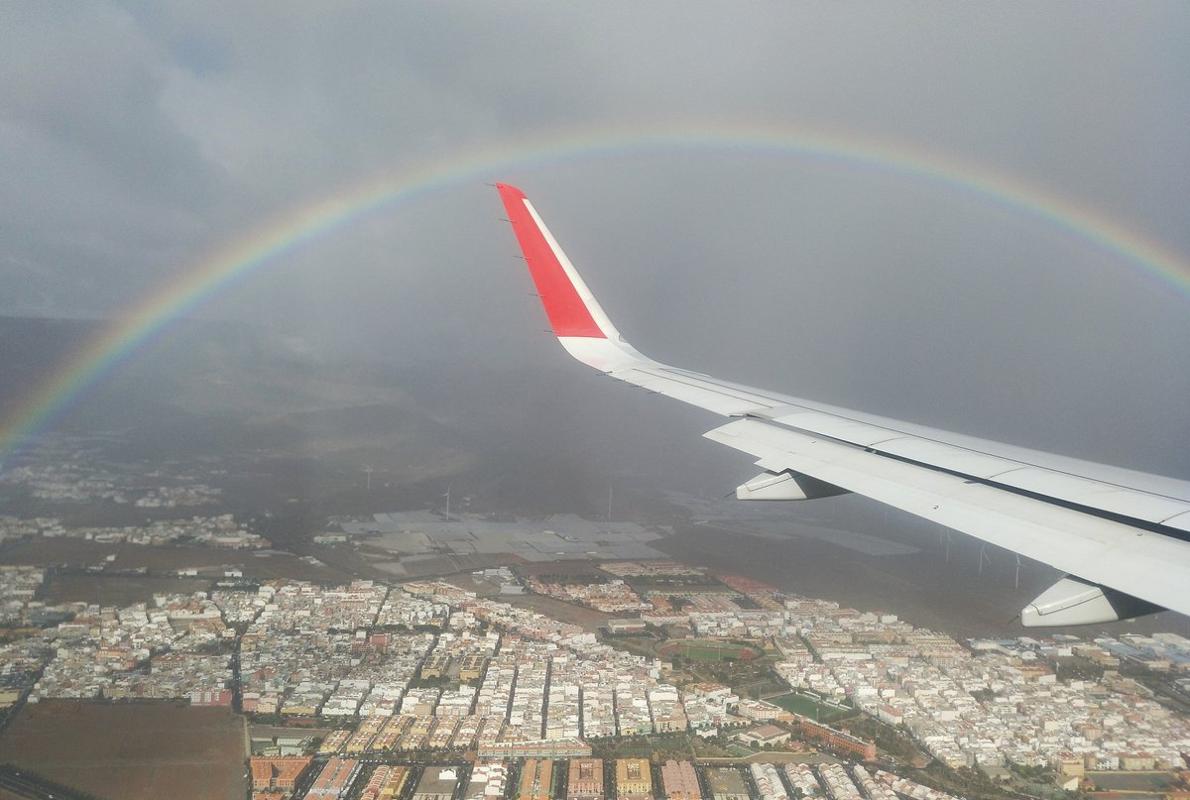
[734,723,792,747]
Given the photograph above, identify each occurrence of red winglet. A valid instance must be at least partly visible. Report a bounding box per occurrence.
[497,183,606,338]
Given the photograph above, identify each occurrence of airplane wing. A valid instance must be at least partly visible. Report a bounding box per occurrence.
[495,183,1190,626]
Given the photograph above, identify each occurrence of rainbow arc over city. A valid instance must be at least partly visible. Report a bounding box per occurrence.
[2,121,1188,465]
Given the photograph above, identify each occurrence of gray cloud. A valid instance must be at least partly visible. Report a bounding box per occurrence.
[0,1,1187,479]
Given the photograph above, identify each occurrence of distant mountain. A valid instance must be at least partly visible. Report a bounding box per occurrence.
[0,315,625,516]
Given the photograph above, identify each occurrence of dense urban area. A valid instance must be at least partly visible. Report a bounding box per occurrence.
[4,521,1190,800]
[1,456,1189,800]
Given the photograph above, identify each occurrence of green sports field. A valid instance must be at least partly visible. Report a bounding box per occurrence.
[769,691,850,721]
[658,639,761,662]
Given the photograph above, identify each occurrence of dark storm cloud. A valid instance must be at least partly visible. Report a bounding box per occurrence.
[0,2,1187,479]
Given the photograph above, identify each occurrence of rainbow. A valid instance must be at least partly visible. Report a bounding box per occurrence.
[2,122,1188,465]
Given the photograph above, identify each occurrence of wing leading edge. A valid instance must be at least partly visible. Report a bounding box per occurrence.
[495,183,1190,625]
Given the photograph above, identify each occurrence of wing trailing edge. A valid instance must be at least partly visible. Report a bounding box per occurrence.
[496,183,1190,625]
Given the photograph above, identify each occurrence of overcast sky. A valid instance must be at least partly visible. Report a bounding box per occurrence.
[1,2,1188,479]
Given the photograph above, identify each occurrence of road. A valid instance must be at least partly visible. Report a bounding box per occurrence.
[0,766,97,800]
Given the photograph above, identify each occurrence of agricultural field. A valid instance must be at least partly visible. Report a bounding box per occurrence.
[0,700,247,800]
[1086,772,1176,792]
[41,574,212,607]
[621,574,725,591]
[0,538,348,583]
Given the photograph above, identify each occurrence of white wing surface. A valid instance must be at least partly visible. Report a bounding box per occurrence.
[496,183,1190,626]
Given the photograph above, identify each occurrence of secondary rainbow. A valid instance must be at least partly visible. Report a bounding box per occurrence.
[2,122,1188,465]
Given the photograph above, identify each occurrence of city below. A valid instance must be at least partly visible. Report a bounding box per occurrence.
[0,443,1187,800]
[3,506,1190,800]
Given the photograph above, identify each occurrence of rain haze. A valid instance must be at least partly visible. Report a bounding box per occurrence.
[2,3,1190,657]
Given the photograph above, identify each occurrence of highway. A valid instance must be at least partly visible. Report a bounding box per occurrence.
[0,765,99,800]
